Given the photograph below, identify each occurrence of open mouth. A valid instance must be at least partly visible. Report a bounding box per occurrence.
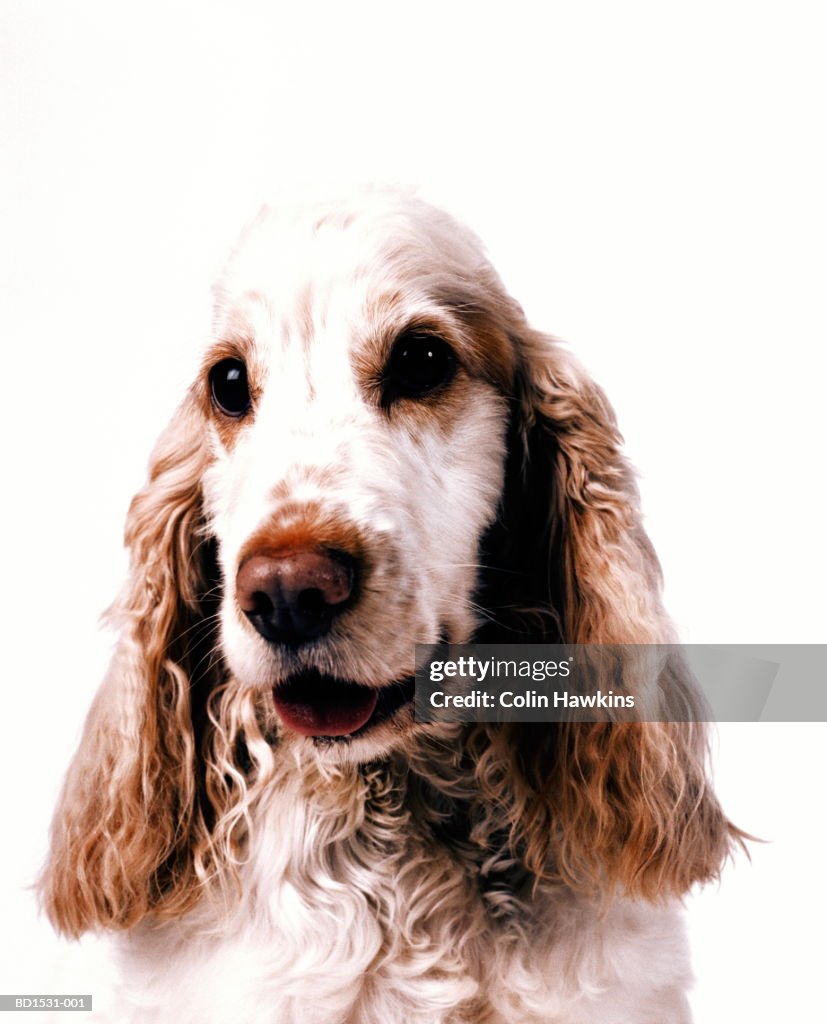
[272,670,415,739]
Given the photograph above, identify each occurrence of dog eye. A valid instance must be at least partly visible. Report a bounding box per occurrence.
[209,358,251,417]
[383,332,456,402]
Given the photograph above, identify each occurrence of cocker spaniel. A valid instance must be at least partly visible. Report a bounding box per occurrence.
[41,190,739,1023]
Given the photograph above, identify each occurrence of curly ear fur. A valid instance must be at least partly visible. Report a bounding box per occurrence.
[477,322,741,900]
[39,394,216,936]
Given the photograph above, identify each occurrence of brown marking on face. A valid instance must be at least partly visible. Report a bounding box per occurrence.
[293,282,316,354]
[268,466,338,504]
[403,372,496,437]
[237,502,370,581]
[349,288,516,437]
[444,299,517,395]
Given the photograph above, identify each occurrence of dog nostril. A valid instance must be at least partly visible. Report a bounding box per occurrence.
[236,549,358,646]
[296,589,326,615]
[250,590,275,616]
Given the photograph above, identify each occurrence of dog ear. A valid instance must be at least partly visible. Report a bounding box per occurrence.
[474,324,740,899]
[39,394,217,935]
[479,328,668,644]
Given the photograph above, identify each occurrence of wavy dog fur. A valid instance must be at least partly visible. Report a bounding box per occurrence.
[41,190,741,1023]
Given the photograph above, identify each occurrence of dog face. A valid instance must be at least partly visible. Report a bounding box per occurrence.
[201,196,516,759]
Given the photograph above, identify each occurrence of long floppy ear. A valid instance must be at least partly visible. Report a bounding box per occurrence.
[477,325,740,900]
[40,393,217,936]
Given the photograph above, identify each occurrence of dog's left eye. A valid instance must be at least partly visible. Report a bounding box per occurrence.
[209,358,251,417]
[382,331,456,403]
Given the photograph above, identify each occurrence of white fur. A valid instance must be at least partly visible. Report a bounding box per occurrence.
[94,753,694,1023]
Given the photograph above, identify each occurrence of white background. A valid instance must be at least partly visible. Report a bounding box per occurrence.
[1,2,825,1020]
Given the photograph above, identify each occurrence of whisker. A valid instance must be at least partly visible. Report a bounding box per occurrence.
[184,534,216,575]
[167,611,223,649]
[188,640,228,683]
[418,561,525,578]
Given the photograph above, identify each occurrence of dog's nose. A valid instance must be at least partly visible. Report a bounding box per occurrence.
[236,549,356,645]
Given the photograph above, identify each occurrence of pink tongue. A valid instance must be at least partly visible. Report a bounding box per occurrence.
[272,677,378,737]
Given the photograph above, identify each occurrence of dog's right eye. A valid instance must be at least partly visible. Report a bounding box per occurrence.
[209,358,251,417]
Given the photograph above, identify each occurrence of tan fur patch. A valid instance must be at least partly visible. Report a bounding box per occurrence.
[237,503,368,574]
